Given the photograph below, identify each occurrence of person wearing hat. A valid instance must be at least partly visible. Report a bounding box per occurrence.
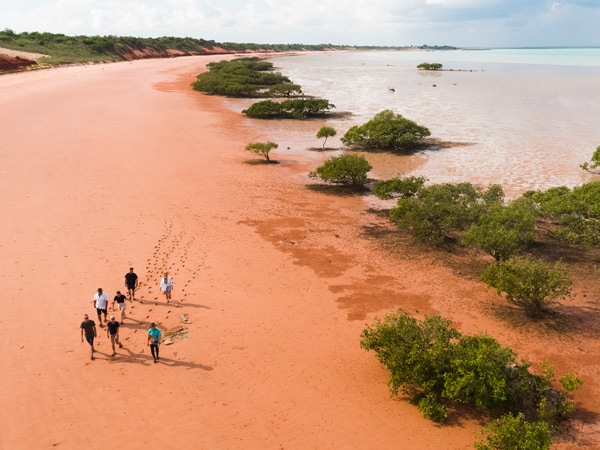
[147,322,162,363]
[106,315,123,357]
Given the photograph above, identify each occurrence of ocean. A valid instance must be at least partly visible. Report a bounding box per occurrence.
[224,48,600,196]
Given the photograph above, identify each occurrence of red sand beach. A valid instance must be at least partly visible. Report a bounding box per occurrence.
[1,55,599,449]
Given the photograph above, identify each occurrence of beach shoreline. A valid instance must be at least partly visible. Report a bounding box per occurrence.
[1,55,598,449]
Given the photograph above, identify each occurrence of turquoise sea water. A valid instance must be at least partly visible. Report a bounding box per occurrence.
[226,48,600,196]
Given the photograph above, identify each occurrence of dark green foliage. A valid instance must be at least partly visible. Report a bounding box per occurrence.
[475,413,552,450]
[267,83,303,97]
[389,182,503,244]
[309,153,372,186]
[360,311,459,406]
[243,98,335,119]
[241,100,284,119]
[244,141,278,162]
[361,308,581,448]
[341,110,431,152]
[481,255,573,317]
[316,126,337,149]
[192,58,291,97]
[525,181,600,247]
[372,176,427,200]
[444,335,519,412]
[462,197,538,261]
[280,98,336,118]
[417,62,444,70]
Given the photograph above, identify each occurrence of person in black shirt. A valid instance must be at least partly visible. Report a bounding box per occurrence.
[80,314,97,360]
[106,315,123,357]
[124,267,138,301]
[113,290,127,324]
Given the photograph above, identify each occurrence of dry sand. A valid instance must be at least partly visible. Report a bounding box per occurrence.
[0,55,599,449]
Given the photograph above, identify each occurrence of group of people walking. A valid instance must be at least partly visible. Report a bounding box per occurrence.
[80,267,166,362]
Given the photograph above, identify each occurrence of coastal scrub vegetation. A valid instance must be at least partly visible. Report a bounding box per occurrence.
[341,110,431,152]
[417,62,444,70]
[242,98,336,119]
[244,141,278,162]
[360,309,581,447]
[0,29,364,67]
[481,255,573,317]
[382,178,600,251]
[309,153,372,186]
[371,176,600,316]
[192,58,292,97]
[524,182,600,247]
[389,182,504,244]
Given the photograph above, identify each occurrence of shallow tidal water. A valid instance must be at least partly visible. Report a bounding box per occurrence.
[223,49,600,197]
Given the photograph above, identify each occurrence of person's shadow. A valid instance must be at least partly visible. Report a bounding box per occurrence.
[107,347,213,370]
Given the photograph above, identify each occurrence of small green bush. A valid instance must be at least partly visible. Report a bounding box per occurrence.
[341,110,430,152]
[475,413,552,450]
[417,62,443,71]
[309,153,372,186]
[481,255,573,317]
[360,308,581,427]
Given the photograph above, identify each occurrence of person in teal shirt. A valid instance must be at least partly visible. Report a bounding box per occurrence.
[147,322,162,363]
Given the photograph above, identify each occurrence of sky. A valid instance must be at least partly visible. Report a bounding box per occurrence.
[1,0,599,48]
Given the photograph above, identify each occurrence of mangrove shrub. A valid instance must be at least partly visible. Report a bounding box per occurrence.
[309,153,372,186]
[341,110,430,151]
[482,254,573,317]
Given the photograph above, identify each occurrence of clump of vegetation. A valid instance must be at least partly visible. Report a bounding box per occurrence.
[389,182,504,244]
[461,197,538,261]
[481,255,573,317]
[372,176,427,200]
[243,98,335,119]
[417,62,443,71]
[309,153,372,186]
[1,29,316,66]
[244,141,278,162]
[525,181,600,247]
[475,413,552,450]
[316,126,337,149]
[361,309,581,446]
[192,58,292,97]
[341,110,430,152]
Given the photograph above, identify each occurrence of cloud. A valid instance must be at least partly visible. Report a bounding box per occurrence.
[0,0,599,46]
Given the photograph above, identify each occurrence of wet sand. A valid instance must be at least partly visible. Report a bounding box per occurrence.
[0,55,598,449]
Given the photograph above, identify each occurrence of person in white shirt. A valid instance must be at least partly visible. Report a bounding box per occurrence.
[92,287,109,326]
[159,272,173,302]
